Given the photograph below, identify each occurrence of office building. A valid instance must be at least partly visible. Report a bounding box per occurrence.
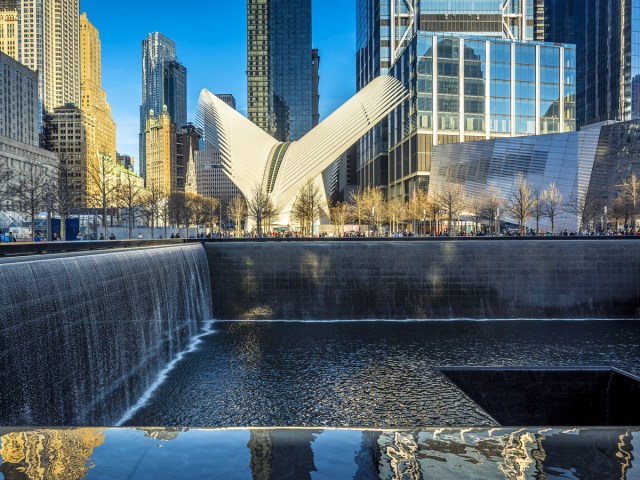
[145,106,176,193]
[355,0,576,194]
[43,105,96,208]
[0,0,17,59]
[0,49,56,219]
[575,0,639,126]
[163,61,187,129]
[80,13,116,163]
[247,0,315,142]
[387,32,575,200]
[312,48,320,127]
[0,50,38,145]
[140,32,186,182]
[116,153,134,171]
[8,0,81,116]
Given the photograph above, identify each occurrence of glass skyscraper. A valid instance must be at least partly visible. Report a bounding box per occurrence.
[355,0,541,193]
[247,0,316,142]
[140,32,186,183]
[386,32,575,199]
[575,0,640,127]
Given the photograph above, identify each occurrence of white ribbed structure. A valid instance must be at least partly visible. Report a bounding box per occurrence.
[198,90,278,197]
[199,76,408,210]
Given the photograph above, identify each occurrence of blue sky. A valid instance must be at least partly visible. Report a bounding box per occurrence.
[79,0,357,164]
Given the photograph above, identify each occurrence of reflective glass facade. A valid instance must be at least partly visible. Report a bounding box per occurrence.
[576,0,640,127]
[356,0,391,190]
[387,32,575,200]
[247,0,314,142]
[355,0,539,192]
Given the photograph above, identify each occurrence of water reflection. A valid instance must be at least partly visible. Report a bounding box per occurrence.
[0,428,636,479]
[0,429,105,480]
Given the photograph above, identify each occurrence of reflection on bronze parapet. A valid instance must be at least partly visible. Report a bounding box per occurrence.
[248,429,320,480]
[385,432,421,480]
[499,430,536,480]
[0,429,105,480]
[136,427,189,442]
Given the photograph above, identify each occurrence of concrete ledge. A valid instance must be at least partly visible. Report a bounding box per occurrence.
[0,239,187,257]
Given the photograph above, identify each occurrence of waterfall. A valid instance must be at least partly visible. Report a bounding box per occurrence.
[0,244,212,426]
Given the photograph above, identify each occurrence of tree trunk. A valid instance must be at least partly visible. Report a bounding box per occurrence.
[60,213,67,241]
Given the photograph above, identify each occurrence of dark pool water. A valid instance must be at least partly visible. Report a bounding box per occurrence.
[125,321,640,427]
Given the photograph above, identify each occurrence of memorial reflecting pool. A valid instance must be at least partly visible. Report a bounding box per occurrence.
[123,321,640,427]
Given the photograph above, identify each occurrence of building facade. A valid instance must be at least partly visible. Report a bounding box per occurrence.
[0,35,56,226]
[80,13,116,163]
[386,32,575,200]
[175,123,200,193]
[144,106,176,194]
[356,0,538,193]
[140,33,185,182]
[43,105,96,208]
[427,119,640,233]
[163,60,187,129]
[195,92,242,205]
[116,153,134,171]
[10,0,80,117]
[0,0,17,59]
[575,0,640,127]
[0,134,56,222]
[247,0,316,142]
[0,50,38,145]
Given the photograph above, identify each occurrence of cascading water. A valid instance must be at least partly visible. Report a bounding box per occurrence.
[0,244,212,426]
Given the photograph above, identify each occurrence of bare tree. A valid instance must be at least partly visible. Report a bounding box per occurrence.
[542,182,564,235]
[567,187,602,234]
[87,152,119,238]
[116,171,146,239]
[532,190,544,235]
[433,183,465,235]
[466,195,483,234]
[193,195,219,236]
[349,188,367,233]
[142,184,164,240]
[386,197,406,235]
[482,184,503,235]
[507,173,535,235]
[168,192,199,237]
[228,195,247,238]
[16,161,50,239]
[329,201,350,236]
[247,185,276,237]
[0,158,16,209]
[619,172,640,231]
[291,179,324,236]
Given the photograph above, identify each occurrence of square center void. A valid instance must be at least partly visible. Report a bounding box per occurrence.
[439,367,640,426]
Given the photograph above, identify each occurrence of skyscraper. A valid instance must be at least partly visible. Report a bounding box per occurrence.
[140,32,186,182]
[0,0,80,121]
[575,0,639,126]
[247,0,315,142]
[0,1,17,59]
[355,0,571,197]
[80,12,116,162]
